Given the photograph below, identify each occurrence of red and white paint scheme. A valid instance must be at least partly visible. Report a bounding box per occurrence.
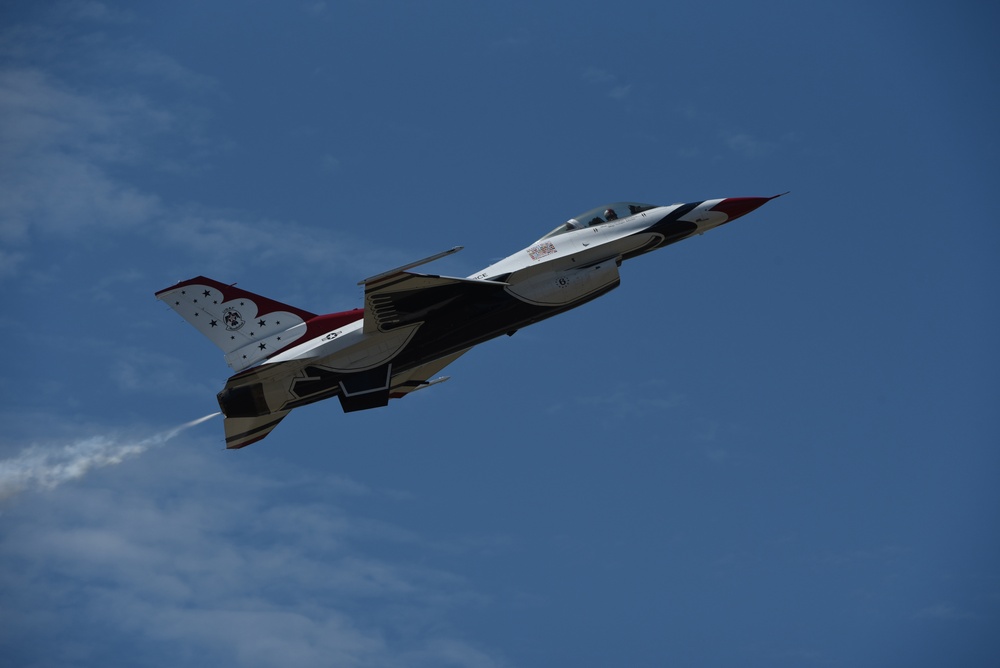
[157,194,784,448]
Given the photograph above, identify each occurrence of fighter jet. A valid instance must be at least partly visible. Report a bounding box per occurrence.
[156,194,783,448]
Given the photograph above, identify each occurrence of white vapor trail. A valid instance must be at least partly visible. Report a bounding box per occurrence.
[0,413,221,499]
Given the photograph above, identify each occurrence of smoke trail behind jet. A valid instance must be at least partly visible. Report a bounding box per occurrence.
[0,412,221,499]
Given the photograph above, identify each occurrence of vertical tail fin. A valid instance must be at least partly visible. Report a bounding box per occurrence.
[155,276,318,371]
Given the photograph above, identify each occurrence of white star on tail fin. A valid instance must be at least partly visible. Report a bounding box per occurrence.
[155,277,318,372]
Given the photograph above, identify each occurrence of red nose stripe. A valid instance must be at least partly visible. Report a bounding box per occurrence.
[710,197,773,222]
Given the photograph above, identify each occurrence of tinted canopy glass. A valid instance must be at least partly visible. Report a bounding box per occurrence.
[538,202,657,241]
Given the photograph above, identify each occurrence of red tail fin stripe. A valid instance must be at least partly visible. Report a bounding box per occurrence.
[156,276,318,321]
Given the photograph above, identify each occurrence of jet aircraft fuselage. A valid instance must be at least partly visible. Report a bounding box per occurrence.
[156,194,782,448]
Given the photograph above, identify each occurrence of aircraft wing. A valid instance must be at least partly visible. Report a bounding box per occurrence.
[360,248,508,334]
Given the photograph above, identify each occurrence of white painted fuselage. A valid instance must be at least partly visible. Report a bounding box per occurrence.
[156,194,782,447]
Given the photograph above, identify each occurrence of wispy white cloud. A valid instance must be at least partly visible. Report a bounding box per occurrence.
[51,0,136,25]
[302,1,329,18]
[671,103,791,160]
[820,545,910,568]
[155,209,401,290]
[0,62,400,286]
[0,434,507,667]
[693,418,732,462]
[609,84,632,100]
[0,10,431,295]
[720,130,776,158]
[321,152,342,172]
[555,379,686,419]
[914,603,979,621]
[111,348,216,396]
[0,413,219,499]
[583,67,616,86]
[0,249,25,278]
[582,67,633,101]
[0,69,382,292]
[0,67,165,243]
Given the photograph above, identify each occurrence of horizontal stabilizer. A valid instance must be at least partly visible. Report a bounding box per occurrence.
[223,411,290,449]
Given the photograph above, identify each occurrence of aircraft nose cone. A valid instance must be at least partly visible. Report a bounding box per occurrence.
[710,193,786,222]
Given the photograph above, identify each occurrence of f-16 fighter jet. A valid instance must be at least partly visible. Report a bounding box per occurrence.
[157,194,783,448]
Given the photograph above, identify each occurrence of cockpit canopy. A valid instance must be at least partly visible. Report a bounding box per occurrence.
[538,202,658,241]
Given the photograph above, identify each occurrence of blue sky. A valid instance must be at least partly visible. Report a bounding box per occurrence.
[1,1,997,666]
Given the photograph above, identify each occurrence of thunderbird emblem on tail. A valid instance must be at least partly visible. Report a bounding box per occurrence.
[156,194,784,448]
[223,308,244,331]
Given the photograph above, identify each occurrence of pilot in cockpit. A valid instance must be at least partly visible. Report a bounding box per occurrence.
[604,208,618,221]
